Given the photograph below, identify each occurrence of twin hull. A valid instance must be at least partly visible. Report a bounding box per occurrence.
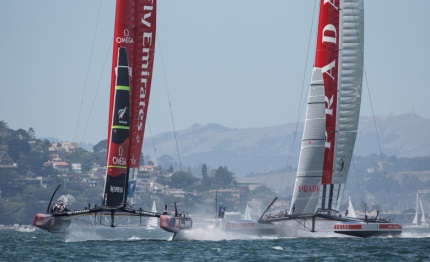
[33,213,193,235]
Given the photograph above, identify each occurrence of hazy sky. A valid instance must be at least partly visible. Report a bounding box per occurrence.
[1,0,429,144]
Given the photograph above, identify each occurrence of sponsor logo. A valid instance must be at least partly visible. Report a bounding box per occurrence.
[137,3,155,132]
[67,210,90,215]
[160,216,169,228]
[112,146,126,166]
[110,185,124,193]
[226,222,255,228]
[379,224,402,230]
[320,1,339,151]
[298,185,319,193]
[334,224,362,230]
[118,106,128,125]
[184,220,192,228]
[116,29,134,44]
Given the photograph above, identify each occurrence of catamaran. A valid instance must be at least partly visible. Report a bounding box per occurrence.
[259,0,401,237]
[33,0,192,238]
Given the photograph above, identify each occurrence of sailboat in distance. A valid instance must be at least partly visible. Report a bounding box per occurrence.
[260,0,401,237]
[147,200,158,228]
[33,0,192,237]
[406,193,429,228]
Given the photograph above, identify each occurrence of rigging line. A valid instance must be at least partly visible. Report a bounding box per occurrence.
[147,123,159,166]
[350,1,394,213]
[351,155,365,206]
[364,69,394,213]
[73,0,103,144]
[278,0,318,195]
[80,37,112,144]
[156,34,187,207]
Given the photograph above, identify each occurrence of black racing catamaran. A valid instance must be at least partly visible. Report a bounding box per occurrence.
[33,0,192,238]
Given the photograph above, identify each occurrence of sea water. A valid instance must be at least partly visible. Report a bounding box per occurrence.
[1,227,429,261]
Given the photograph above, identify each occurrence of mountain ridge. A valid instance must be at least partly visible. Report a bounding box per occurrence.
[141,113,430,175]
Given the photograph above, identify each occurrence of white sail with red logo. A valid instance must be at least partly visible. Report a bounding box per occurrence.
[289,0,364,215]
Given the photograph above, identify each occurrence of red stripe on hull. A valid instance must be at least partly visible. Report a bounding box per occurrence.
[334,224,362,230]
[379,224,402,230]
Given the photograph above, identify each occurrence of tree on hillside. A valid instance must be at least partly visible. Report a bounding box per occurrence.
[213,166,235,188]
[158,154,174,170]
[201,163,212,188]
[93,139,107,153]
[27,128,35,139]
[7,129,31,161]
[0,121,9,131]
[202,163,208,178]
[169,170,195,190]
[65,147,105,171]
[18,139,51,175]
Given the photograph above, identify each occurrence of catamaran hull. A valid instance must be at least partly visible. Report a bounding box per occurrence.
[276,219,345,238]
[275,218,402,238]
[334,222,402,237]
[33,213,71,233]
[224,220,277,236]
[159,215,192,233]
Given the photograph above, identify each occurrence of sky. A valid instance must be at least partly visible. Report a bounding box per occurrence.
[0,0,429,144]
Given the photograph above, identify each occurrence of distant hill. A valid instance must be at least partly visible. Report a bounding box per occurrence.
[142,113,430,175]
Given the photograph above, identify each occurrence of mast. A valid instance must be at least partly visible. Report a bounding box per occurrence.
[103,0,157,208]
[289,0,364,215]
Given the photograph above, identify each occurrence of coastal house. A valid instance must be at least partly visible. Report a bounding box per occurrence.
[165,187,185,197]
[71,163,82,174]
[52,161,70,172]
[237,182,262,191]
[49,142,79,153]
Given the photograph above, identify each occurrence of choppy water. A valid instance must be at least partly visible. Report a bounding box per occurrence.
[1,227,430,261]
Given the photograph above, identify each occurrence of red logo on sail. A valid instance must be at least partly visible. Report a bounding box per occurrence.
[298,185,319,193]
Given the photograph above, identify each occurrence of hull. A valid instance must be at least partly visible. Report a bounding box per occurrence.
[33,213,71,233]
[275,217,402,238]
[159,214,192,233]
[334,221,402,237]
[276,218,345,238]
[224,219,277,236]
[170,219,279,241]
